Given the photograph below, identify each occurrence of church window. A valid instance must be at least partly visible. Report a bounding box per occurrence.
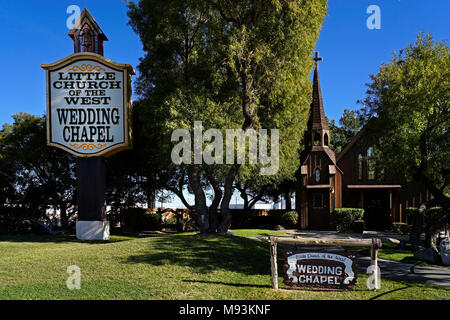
[358,153,363,180]
[313,132,321,146]
[367,147,376,180]
[313,193,325,208]
[324,133,329,146]
[379,168,385,181]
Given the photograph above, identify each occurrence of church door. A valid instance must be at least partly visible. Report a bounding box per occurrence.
[307,191,330,230]
[364,191,390,231]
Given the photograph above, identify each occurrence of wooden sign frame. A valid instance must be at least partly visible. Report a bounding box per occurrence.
[267,236,382,291]
[283,249,358,290]
[41,52,135,157]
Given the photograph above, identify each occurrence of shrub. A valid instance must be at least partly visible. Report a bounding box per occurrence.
[392,222,411,235]
[281,211,299,228]
[332,208,364,232]
[0,207,37,235]
[405,207,418,224]
[142,212,161,230]
[122,208,161,231]
[351,220,365,233]
[405,206,445,226]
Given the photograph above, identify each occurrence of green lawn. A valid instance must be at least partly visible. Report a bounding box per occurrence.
[232,228,449,269]
[230,229,288,238]
[348,243,450,268]
[0,232,448,300]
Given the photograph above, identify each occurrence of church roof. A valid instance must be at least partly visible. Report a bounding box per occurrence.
[336,116,377,163]
[307,60,329,131]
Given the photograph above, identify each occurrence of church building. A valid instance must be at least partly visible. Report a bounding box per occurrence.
[296,52,430,231]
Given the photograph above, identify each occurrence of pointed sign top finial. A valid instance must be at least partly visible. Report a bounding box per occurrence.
[68,8,108,55]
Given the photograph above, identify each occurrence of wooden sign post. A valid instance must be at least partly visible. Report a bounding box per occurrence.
[41,8,135,240]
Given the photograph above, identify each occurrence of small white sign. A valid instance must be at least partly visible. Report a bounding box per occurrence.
[42,53,135,157]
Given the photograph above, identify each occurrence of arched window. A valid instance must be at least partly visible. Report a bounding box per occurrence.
[324,133,329,146]
[313,132,321,146]
[367,147,376,180]
[358,153,363,180]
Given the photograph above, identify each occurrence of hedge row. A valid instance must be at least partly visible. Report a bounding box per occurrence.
[332,208,365,232]
[230,210,298,229]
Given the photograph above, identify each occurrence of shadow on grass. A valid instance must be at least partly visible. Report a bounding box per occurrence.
[369,286,410,300]
[348,245,428,265]
[123,234,272,276]
[0,232,143,244]
[182,279,271,289]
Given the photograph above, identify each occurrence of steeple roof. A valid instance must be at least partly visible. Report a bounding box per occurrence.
[307,52,329,131]
[68,8,108,42]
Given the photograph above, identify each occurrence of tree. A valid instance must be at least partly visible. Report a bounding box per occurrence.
[329,109,364,154]
[0,113,77,230]
[358,33,449,255]
[105,99,171,212]
[359,32,449,205]
[127,0,328,233]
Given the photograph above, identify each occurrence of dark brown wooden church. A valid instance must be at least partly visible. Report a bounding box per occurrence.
[296,52,430,231]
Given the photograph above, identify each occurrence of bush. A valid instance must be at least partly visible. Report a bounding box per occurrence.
[0,207,36,235]
[281,211,299,228]
[332,208,364,232]
[122,208,161,231]
[230,209,285,229]
[405,207,418,224]
[405,206,445,226]
[392,222,411,235]
[351,220,365,233]
[142,212,161,230]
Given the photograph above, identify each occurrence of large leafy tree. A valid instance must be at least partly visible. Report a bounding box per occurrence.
[329,109,364,155]
[105,99,170,211]
[359,32,449,206]
[0,113,77,230]
[127,0,327,233]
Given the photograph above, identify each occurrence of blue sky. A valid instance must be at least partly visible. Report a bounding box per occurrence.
[0,0,448,125]
[0,0,448,207]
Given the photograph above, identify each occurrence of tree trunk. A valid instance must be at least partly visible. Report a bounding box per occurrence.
[60,202,68,231]
[409,203,425,251]
[237,184,249,210]
[217,61,254,233]
[207,171,222,233]
[285,191,292,210]
[218,165,240,234]
[247,192,264,210]
[188,167,209,233]
[146,184,156,210]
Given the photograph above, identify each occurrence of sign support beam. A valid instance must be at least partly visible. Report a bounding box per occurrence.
[73,9,108,240]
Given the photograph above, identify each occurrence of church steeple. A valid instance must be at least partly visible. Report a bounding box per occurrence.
[308,52,329,131]
[68,8,108,56]
[304,51,330,148]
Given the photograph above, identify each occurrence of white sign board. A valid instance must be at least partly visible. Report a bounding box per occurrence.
[41,52,135,157]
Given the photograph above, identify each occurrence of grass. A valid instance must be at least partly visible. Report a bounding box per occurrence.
[231,229,450,268]
[0,232,448,300]
[347,243,450,268]
[230,229,288,238]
